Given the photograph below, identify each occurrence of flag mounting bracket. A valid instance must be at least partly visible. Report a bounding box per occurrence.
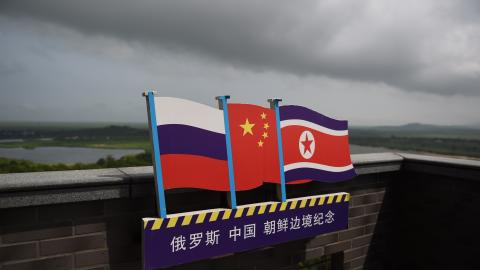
[215,95,230,110]
[267,98,283,104]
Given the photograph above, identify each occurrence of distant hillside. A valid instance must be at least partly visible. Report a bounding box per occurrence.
[350,123,480,140]
[0,122,147,130]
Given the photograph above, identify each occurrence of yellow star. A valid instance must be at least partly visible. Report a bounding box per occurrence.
[258,140,264,147]
[263,123,269,129]
[240,118,255,136]
[260,112,267,119]
[262,132,268,139]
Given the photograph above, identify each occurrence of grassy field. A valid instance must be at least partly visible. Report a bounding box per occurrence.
[349,136,480,158]
[0,123,150,150]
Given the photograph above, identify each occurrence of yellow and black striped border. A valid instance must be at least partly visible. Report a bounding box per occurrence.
[143,192,349,231]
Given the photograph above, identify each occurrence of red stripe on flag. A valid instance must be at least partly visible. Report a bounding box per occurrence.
[161,154,230,191]
[286,179,312,185]
[282,125,352,167]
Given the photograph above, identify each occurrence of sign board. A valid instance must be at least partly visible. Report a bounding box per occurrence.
[142,93,356,269]
[143,192,349,269]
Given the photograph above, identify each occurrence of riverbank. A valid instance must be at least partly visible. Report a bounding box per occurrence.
[0,146,145,164]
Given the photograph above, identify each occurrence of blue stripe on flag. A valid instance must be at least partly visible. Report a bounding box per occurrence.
[280,105,347,131]
[157,124,227,160]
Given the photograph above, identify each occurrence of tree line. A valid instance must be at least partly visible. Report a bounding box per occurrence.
[0,151,152,174]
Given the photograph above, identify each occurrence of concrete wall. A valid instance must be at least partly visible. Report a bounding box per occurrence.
[0,153,478,270]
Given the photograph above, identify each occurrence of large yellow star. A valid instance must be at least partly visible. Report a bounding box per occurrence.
[240,118,255,136]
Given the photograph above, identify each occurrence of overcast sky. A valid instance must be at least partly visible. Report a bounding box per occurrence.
[1,0,480,126]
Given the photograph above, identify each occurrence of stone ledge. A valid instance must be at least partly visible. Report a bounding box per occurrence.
[0,152,477,208]
[351,153,403,165]
[399,153,480,169]
[0,168,129,192]
[399,153,480,180]
[351,153,403,175]
[0,153,403,194]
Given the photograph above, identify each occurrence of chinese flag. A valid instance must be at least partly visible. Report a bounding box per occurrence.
[228,104,281,190]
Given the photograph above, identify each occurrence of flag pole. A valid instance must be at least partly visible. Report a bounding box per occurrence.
[143,90,167,218]
[268,98,287,202]
[215,95,237,209]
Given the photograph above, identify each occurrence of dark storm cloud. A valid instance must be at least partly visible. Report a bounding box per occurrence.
[1,0,480,96]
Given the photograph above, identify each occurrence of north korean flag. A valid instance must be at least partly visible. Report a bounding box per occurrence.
[228,104,281,190]
[280,105,356,183]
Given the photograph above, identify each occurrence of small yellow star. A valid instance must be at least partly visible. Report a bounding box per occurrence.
[258,140,264,147]
[240,118,255,136]
[260,112,267,119]
[262,132,268,139]
[263,123,269,129]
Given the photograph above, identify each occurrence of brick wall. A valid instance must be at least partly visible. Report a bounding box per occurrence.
[1,153,478,270]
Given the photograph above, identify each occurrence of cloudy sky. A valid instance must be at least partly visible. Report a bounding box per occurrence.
[1,0,480,126]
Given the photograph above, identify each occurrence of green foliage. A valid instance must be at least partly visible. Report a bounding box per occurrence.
[350,136,480,158]
[0,138,150,150]
[349,125,480,158]
[95,151,152,168]
[298,256,332,270]
[0,151,152,174]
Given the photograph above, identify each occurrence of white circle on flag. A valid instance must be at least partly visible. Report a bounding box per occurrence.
[298,130,315,159]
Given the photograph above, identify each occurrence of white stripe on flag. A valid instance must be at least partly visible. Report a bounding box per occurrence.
[154,97,225,134]
[280,120,348,136]
[284,162,354,172]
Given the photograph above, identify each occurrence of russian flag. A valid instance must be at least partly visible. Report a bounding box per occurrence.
[280,105,357,183]
[153,97,230,190]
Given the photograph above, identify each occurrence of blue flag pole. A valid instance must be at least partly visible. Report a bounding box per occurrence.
[215,95,237,209]
[268,98,287,202]
[144,90,167,218]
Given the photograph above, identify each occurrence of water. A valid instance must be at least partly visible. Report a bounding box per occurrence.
[0,139,24,143]
[0,147,145,164]
[0,144,391,165]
